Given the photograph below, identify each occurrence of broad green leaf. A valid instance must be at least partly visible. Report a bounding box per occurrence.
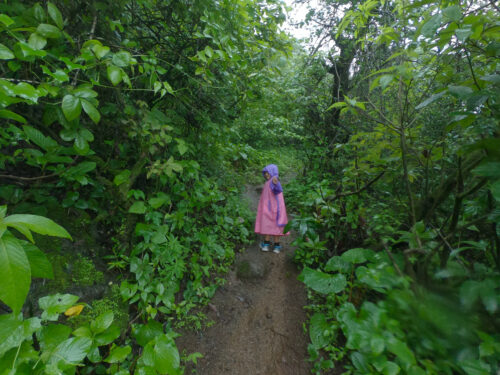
[442,5,461,22]
[0,233,31,314]
[37,324,72,352]
[491,180,500,202]
[48,337,92,370]
[94,325,120,346]
[132,320,164,346]
[93,44,110,59]
[0,109,26,123]
[0,314,41,357]
[460,359,491,375]
[62,94,82,121]
[0,14,14,27]
[299,267,347,294]
[129,201,147,214]
[91,311,114,334]
[48,2,64,29]
[472,162,500,178]
[39,294,80,321]
[370,335,386,355]
[0,43,14,59]
[36,23,61,39]
[28,33,47,50]
[107,65,123,85]
[421,14,442,38]
[4,214,71,241]
[309,313,330,349]
[149,193,170,209]
[142,335,181,375]
[81,99,101,124]
[24,242,54,279]
[382,361,401,375]
[415,91,446,110]
[64,161,96,178]
[12,82,40,102]
[448,85,473,98]
[324,256,351,273]
[105,345,131,363]
[387,337,416,366]
[23,125,58,150]
[73,87,98,99]
[114,170,131,186]
[112,51,132,67]
[456,28,473,41]
[379,74,394,89]
[341,248,376,264]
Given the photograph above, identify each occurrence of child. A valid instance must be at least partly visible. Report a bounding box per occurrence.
[254,164,289,253]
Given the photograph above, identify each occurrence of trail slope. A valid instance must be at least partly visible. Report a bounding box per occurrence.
[178,184,311,374]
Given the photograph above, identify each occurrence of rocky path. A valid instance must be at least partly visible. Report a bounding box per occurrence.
[177,184,311,374]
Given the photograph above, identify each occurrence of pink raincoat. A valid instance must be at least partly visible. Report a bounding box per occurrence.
[254,164,289,236]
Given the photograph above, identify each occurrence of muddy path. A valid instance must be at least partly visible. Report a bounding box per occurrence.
[177,183,311,375]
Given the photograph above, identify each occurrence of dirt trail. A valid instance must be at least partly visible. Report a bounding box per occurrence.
[177,184,311,375]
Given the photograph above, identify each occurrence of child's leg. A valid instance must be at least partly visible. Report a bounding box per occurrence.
[260,235,271,251]
[272,235,282,253]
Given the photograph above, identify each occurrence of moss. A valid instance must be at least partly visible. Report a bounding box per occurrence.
[71,256,104,287]
[70,284,129,332]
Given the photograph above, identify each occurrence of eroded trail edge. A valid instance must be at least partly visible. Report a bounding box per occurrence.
[178,184,311,375]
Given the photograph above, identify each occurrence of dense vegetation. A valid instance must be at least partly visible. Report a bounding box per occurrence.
[0,0,499,374]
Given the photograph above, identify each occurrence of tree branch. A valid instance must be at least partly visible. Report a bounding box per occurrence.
[326,171,385,201]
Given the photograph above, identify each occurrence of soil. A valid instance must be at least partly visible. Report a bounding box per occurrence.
[177,184,312,375]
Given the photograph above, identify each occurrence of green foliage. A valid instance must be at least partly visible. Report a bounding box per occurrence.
[291,0,500,373]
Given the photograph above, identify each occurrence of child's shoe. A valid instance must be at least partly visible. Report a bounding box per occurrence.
[273,244,282,254]
[260,241,270,252]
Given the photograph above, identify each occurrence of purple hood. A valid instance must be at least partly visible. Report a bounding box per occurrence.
[262,164,279,178]
[262,164,283,194]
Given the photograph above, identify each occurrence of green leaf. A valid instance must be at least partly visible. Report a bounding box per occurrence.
[36,23,61,39]
[382,361,401,375]
[448,85,473,98]
[472,162,500,178]
[48,337,92,370]
[129,201,147,214]
[387,337,416,366]
[309,313,330,349]
[37,324,72,352]
[91,311,114,334]
[0,43,15,59]
[370,335,386,355]
[142,335,181,375]
[460,359,491,375]
[94,325,120,346]
[325,256,352,273]
[105,345,131,363]
[0,314,41,357]
[62,94,82,121]
[39,293,79,321]
[112,51,132,67]
[4,214,71,242]
[341,248,376,264]
[421,14,442,38]
[379,74,394,89]
[48,2,64,29]
[299,267,347,294]
[93,44,110,59]
[456,28,473,41]
[81,99,101,124]
[107,65,123,85]
[0,233,31,314]
[148,193,170,209]
[442,5,461,22]
[132,320,164,346]
[0,109,26,123]
[24,242,53,279]
[0,14,14,27]
[28,33,47,50]
[490,180,500,202]
[23,125,58,150]
[114,170,131,186]
[415,91,446,110]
